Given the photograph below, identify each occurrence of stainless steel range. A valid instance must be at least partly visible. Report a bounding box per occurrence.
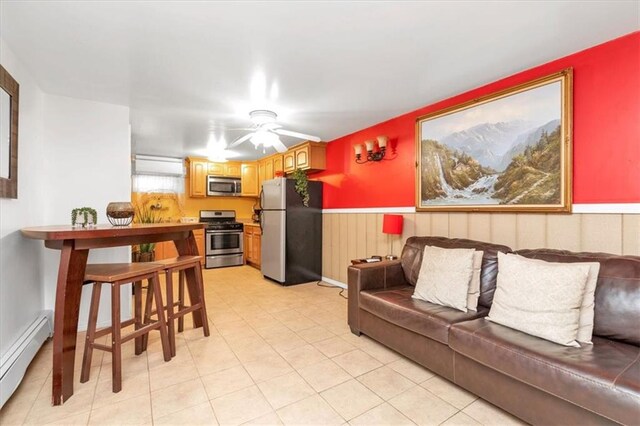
[200,210,244,268]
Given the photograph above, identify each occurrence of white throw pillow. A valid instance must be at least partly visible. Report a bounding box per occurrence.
[467,251,484,311]
[412,246,476,312]
[522,256,600,344]
[488,253,591,347]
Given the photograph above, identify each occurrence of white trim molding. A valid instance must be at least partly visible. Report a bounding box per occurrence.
[322,204,639,214]
[572,203,640,214]
[321,276,347,289]
[323,207,416,214]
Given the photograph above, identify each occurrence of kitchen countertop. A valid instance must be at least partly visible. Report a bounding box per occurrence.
[242,222,260,227]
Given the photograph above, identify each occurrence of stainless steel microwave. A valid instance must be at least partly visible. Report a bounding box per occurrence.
[206,176,242,197]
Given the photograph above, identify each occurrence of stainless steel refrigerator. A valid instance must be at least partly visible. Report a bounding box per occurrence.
[260,177,323,285]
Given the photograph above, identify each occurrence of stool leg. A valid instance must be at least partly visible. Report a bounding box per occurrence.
[141,282,154,351]
[81,282,102,383]
[194,265,210,337]
[177,270,185,332]
[134,281,143,355]
[151,275,172,362]
[165,270,176,357]
[111,283,122,393]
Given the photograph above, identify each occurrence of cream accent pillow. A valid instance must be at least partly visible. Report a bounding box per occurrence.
[522,256,600,344]
[488,253,591,347]
[412,246,475,312]
[466,251,484,312]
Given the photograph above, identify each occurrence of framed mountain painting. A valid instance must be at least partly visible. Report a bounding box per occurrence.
[415,69,572,212]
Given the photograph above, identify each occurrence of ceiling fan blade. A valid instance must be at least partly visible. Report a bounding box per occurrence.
[228,132,254,148]
[274,129,321,142]
[273,139,288,153]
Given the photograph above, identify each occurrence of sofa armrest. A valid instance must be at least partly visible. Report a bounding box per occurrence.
[347,260,408,335]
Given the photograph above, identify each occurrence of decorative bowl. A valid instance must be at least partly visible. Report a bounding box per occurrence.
[106,202,135,226]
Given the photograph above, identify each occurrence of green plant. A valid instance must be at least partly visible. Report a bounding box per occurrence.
[134,204,161,253]
[292,168,310,207]
[71,207,97,227]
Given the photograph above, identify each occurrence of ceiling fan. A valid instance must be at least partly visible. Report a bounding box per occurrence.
[228,110,321,153]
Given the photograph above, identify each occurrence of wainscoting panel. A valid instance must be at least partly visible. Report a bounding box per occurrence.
[322,212,640,284]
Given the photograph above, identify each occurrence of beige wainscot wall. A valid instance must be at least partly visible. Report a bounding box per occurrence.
[322,212,640,285]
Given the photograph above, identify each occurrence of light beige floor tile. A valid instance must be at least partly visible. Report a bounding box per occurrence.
[297,359,352,392]
[280,344,327,370]
[25,375,97,425]
[148,358,200,391]
[242,411,282,425]
[320,379,383,420]
[276,394,344,426]
[151,377,208,419]
[154,401,219,425]
[40,411,90,426]
[296,326,336,344]
[332,350,382,377]
[462,399,526,426]
[211,385,273,426]
[232,341,278,364]
[201,365,255,400]
[388,386,458,425]
[441,411,481,425]
[349,402,414,426]
[282,316,318,332]
[0,374,48,425]
[257,371,315,409]
[421,376,477,410]
[88,393,152,425]
[92,369,150,410]
[357,366,415,400]
[387,357,435,383]
[312,336,356,358]
[242,354,293,383]
[357,338,401,364]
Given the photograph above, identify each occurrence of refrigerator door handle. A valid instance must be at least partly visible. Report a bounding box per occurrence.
[259,210,263,235]
[259,188,264,210]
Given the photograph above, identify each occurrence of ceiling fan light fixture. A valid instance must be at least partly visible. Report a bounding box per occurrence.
[249,109,278,126]
[250,130,280,147]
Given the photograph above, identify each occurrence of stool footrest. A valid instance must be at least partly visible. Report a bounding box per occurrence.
[91,343,113,353]
[122,323,163,343]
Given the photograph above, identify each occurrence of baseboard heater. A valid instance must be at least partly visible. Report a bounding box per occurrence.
[0,312,52,408]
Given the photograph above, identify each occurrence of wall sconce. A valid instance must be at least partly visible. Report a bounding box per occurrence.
[354,136,396,163]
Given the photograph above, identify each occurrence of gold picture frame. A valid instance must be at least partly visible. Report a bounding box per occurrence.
[415,69,572,212]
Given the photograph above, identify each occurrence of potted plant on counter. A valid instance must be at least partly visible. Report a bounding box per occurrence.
[132,204,160,262]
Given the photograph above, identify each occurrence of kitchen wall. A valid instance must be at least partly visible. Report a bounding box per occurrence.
[317,32,640,285]
[0,39,131,404]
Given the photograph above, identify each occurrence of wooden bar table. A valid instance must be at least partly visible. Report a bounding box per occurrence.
[21,223,206,405]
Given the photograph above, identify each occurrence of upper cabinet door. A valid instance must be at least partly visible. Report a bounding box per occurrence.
[273,155,284,174]
[295,145,310,170]
[190,160,207,197]
[225,162,241,177]
[241,163,259,197]
[283,152,296,173]
[264,157,275,181]
[207,162,224,176]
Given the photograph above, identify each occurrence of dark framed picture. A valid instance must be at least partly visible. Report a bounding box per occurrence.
[416,69,572,212]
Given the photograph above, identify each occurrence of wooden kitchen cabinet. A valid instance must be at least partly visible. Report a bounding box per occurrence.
[208,161,241,177]
[188,159,208,198]
[244,225,261,268]
[241,163,259,197]
[154,229,205,260]
[283,152,296,173]
[273,155,284,175]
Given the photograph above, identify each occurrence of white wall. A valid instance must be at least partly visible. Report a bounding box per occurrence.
[1,38,131,376]
[42,94,131,329]
[0,39,47,361]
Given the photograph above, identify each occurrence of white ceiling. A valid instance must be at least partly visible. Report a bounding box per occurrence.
[1,1,638,160]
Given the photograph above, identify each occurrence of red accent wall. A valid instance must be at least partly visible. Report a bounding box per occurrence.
[316,32,640,208]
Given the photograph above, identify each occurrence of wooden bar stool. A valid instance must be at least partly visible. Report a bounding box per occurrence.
[142,256,210,357]
[80,262,171,392]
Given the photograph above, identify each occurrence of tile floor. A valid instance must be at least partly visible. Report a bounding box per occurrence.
[0,266,526,426]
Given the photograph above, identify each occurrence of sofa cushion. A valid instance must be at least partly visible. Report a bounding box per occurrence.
[401,237,512,309]
[359,286,489,345]
[515,249,640,346]
[450,318,640,425]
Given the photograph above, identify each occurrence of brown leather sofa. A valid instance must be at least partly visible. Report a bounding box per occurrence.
[348,236,640,425]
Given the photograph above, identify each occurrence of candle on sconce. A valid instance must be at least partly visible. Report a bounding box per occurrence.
[364,140,375,152]
[377,136,388,148]
[353,144,363,155]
